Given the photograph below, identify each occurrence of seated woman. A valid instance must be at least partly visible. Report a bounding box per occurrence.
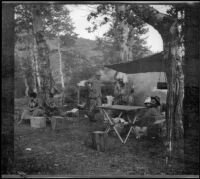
[45,92,59,116]
[134,96,163,139]
[19,92,44,124]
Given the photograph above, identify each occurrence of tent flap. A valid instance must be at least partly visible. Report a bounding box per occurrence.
[105,52,165,74]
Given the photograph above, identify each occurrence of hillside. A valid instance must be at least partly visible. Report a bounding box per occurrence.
[47,37,103,60]
[74,37,103,60]
[47,37,103,86]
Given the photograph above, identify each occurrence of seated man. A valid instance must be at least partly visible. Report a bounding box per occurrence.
[134,96,164,139]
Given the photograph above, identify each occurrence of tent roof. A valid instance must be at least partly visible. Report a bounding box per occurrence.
[105,52,165,74]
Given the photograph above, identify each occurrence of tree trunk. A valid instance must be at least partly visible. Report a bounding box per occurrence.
[116,5,133,62]
[164,39,184,162]
[16,31,33,97]
[57,35,65,89]
[24,75,29,96]
[32,5,53,107]
[119,21,130,62]
[183,4,200,174]
[25,34,36,94]
[32,36,41,91]
[29,32,39,93]
[17,48,29,96]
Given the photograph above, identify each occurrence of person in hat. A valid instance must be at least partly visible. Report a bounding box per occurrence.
[134,96,162,139]
[87,71,102,121]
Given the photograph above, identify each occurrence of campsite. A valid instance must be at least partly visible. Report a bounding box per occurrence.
[2,2,199,177]
[14,98,184,175]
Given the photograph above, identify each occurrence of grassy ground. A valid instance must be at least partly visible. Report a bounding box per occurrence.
[13,98,185,176]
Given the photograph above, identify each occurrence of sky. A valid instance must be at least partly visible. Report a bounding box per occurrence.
[67,4,170,53]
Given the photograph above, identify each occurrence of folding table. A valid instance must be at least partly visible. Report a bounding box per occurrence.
[98,105,146,144]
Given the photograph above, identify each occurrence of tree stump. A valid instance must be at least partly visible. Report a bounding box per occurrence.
[90,131,108,152]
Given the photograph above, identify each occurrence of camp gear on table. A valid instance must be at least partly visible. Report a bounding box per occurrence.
[112,117,129,134]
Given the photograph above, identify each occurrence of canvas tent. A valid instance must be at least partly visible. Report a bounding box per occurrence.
[105,52,165,74]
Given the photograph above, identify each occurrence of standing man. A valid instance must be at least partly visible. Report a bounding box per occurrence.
[87,71,102,121]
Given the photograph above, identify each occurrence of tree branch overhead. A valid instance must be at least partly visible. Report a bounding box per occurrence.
[127,4,175,39]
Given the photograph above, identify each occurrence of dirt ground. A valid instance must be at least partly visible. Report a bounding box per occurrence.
[13,98,185,176]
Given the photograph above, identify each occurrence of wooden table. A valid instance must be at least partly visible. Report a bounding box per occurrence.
[98,105,146,144]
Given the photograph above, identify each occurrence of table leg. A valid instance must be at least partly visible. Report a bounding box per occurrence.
[102,109,114,125]
[125,115,138,140]
[102,109,124,144]
[132,127,138,137]
[102,109,112,134]
[124,126,133,144]
[113,126,124,144]
[118,112,123,118]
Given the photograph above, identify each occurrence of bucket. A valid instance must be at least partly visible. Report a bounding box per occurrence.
[30,116,46,128]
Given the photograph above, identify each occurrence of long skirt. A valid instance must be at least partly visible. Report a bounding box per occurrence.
[21,109,33,120]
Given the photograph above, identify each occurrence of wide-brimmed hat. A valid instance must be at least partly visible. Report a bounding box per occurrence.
[151,96,160,105]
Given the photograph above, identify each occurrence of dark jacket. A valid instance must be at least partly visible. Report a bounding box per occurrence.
[136,107,161,127]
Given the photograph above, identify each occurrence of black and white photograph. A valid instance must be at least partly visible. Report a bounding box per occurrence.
[2,1,199,178]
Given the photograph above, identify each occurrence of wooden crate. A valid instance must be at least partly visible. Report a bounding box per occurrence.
[30,117,46,128]
[51,116,70,130]
[66,116,79,121]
